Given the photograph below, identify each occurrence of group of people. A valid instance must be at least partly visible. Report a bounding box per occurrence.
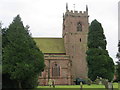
[48,79,55,88]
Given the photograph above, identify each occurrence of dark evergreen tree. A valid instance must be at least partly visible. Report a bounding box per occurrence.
[0,22,2,89]
[2,15,45,88]
[116,40,120,81]
[86,19,114,81]
[2,27,17,88]
[0,22,2,65]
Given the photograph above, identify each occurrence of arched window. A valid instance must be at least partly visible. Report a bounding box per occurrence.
[52,63,60,76]
[77,22,82,31]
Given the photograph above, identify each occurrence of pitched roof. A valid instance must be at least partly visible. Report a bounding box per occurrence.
[33,38,65,53]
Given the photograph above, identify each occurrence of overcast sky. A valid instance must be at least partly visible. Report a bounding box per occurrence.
[0,0,119,63]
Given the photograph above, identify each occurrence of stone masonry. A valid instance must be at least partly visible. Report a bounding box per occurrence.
[63,3,89,82]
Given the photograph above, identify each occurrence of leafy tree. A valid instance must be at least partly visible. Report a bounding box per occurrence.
[116,40,120,81]
[86,19,114,81]
[2,15,45,88]
[0,22,2,64]
[0,22,2,89]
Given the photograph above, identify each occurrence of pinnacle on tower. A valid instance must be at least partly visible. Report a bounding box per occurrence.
[66,3,68,11]
[86,5,88,12]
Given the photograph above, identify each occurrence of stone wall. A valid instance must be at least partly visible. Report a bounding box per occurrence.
[63,7,89,81]
[38,54,72,85]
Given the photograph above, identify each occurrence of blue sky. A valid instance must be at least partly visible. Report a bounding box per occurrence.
[0,0,119,63]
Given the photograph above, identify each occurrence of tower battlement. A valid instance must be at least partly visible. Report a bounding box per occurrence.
[65,10,88,17]
[64,3,88,18]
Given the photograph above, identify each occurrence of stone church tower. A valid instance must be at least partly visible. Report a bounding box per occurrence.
[63,3,89,80]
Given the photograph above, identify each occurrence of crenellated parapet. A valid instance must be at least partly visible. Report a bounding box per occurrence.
[63,3,88,18]
[65,10,88,17]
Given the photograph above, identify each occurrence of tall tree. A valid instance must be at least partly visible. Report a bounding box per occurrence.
[0,22,2,65]
[2,15,45,88]
[86,19,114,81]
[116,40,120,81]
[0,22,2,90]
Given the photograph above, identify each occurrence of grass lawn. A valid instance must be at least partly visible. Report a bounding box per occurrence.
[37,83,118,89]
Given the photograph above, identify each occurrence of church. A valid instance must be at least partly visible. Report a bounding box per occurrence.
[34,4,89,85]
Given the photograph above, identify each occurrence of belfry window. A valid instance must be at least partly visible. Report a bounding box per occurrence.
[77,22,82,31]
[52,63,60,76]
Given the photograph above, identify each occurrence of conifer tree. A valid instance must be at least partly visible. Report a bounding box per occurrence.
[86,19,114,81]
[0,22,2,89]
[2,15,45,88]
[0,22,2,65]
[116,40,120,81]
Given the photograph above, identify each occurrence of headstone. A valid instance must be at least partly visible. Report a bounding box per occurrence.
[80,82,83,90]
[52,79,55,88]
[48,79,52,87]
[108,82,113,90]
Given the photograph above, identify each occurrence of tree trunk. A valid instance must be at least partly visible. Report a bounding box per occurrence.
[18,81,22,89]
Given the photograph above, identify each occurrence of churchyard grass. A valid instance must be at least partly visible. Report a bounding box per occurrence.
[37,83,118,88]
